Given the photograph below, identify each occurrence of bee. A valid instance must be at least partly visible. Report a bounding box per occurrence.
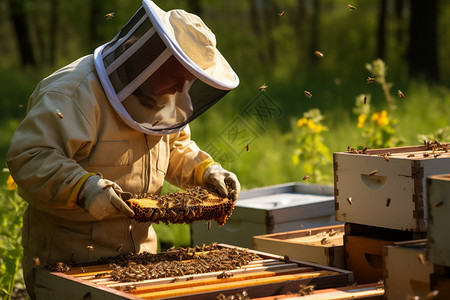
[302,175,310,181]
[18,104,24,108]
[407,154,415,158]
[364,96,367,104]
[321,237,330,245]
[152,120,160,126]
[81,267,86,273]
[207,221,211,230]
[116,243,123,252]
[128,224,133,232]
[348,4,357,11]
[386,198,391,207]
[278,11,286,18]
[283,255,290,263]
[314,50,324,58]
[304,91,312,98]
[362,146,369,154]
[397,90,405,99]
[423,153,430,157]
[383,153,390,161]
[104,12,115,20]
[55,109,64,119]
[369,170,378,176]
[246,144,249,152]
[366,77,376,83]
[435,201,444,207]
[376,280,384,290]
[346,197,352,205]
[417,253,426,265]
[86,245,94,251]
[425,290,439,299]
[33,257,41,266]
[258,83,268,91]
[328,229,337,236]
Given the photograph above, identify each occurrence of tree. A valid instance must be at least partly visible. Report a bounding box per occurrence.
[7,0,36,67]
[408,0,439,82]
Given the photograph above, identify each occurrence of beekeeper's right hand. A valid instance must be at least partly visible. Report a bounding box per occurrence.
[77,175,135,220]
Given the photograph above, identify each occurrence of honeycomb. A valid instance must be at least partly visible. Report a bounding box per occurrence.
[125,186,236,226]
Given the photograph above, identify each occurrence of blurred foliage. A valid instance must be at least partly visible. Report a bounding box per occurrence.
[0,171,27,300]
[291,108,331,183]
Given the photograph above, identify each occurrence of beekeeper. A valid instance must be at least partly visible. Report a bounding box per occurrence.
[6,1,240,298]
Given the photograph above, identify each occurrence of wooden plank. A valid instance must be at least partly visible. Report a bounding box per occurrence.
[104,262,301,288]
[252,283,384,299]
[137,271,338,299]
[131,267,311,295]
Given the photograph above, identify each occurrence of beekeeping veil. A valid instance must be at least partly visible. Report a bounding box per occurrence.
[94,0,239,135]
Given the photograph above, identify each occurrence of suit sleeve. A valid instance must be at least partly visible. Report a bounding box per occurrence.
[165,125,217,189]
[6,90,97,210]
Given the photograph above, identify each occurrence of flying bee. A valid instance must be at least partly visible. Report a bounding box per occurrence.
[364,96,367,104]
[207,221,211,230]
[104,12,115,20]
[152,120,160,126]
[304,91,312,98]
[348,4,357,11]
[33,257,41,266]
[435,201,444,207]
[80,267,86,273]
[258,83,268,91]
[116,243,123,252]
[366,77,376,83]
[246,144,249,152]
[86,245,94,251]
[386,198,391,207]
[55,109,64,119]
[346,197,352,205]
[128,224,133,232]
[278,11,286,18]
[314,50,324,58]
[369,170,378,176]
[397,90,405,99]
[303,175,310,181]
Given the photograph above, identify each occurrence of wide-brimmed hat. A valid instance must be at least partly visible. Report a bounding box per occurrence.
[94,0,239,135]
[144,0,238,89]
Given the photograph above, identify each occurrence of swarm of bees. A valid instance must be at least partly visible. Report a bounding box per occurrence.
[125,186,236,226]
[98,243,260,283]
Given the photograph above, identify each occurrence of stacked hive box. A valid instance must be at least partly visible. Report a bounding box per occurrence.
[333,143,450,287]
[426,174,450,299]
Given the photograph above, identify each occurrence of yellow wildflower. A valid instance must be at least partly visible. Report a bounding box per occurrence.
[357,114,366,128]
[376,110,389,127]
[7,174,17,190]
[297,117,307,127]
[306,119,315,130]
[371,112,379,121]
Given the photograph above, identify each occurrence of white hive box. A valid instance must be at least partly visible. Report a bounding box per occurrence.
[191,182,341,248]
[427,174,450,267]
[253,225,345,269]
[383,240,433,300]
[334,143,450,232]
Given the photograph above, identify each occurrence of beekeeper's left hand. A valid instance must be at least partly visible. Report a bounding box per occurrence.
[203,164,240,201]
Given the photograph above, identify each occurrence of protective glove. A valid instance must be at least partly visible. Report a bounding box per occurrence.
[202,164,240,201]
[77,175,135,221]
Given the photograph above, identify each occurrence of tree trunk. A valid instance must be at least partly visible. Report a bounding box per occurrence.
[49,0,59,66]
[376,0,387,60]
[7,0,36,67]
[408,0,439,82]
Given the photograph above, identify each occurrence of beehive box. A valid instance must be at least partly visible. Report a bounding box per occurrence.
[383,239,433,300]
[427,174,450,267]
[253,225,345,269]
[334,143,450,232]
[344,223,420,285]
[34,244,354,300]
[192,182,341,248]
